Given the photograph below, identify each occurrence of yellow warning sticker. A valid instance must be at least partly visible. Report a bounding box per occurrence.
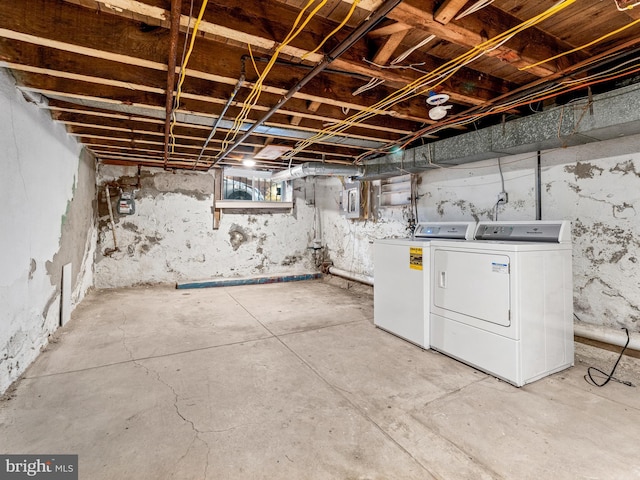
[409,247,423,270]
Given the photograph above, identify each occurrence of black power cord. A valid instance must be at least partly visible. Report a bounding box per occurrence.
[584,327,635,388]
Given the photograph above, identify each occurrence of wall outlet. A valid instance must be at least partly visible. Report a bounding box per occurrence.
[497,192,508,204]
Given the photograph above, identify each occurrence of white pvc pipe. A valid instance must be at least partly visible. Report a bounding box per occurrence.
[574,321,640,351]
[328,266,374,286]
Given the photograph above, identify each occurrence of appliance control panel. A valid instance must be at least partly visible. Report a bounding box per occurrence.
[475,221,570,243]
[413,222,475,240]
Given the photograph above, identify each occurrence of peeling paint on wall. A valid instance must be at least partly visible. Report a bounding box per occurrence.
[0,69,96,394]
[317,139,640,333]
[534,142,640,330]
[610,159,640,177]
[564,162,604,179]
[28,259,36,280]
[94,166,316,288]
[229,224,250,251]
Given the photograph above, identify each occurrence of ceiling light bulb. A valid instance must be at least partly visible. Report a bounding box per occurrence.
[243,159,256,167]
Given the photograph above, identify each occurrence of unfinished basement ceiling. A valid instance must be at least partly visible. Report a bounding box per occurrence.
[1,0,640,171]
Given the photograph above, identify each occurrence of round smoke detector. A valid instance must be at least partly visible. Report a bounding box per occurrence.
[426,93,450,106]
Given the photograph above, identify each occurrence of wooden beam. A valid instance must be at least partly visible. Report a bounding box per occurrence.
[42,0,513,105]
[99,157,211,170]
[388,0,581,77]
[44,99,368,159]
[62,0,324,61]
[308,101,322,113]
[368,21,411,38]
[372,29,409,65]
[3,59,414,135]
[0,27,451,120]
[163,0,182,169]
[22,81,381,149]
[434,0,469,25]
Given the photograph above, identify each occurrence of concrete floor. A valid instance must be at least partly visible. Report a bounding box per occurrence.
[2,280,640,479]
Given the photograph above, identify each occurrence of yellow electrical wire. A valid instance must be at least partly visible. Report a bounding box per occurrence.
[520,17,640,71]
[169,0,210,154]
[220,0,364,151]
[219,0,328,153]
[374,55,640,159]
[295,15,548,148]
[247,44,261,76]
[302,0,362,60]
[283,0,576,160]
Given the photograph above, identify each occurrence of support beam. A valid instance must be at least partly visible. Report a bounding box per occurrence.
[368,21,411,38]
[434,0,468,25]
[388,0,580,77]
[41,0,513,105]
[372,29,409,65]
[214,0,405,165]
[3,61,414,134]
[163,0,182,169]
[307,101,322,113]
[0,27,459,120]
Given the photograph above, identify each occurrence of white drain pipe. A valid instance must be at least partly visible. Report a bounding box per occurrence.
[574,322,640,351]
[328,266,374,286]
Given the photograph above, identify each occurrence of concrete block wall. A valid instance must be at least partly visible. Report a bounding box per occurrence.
[315,133,640,332]
[0,69,96,393]
[94,166,318,288]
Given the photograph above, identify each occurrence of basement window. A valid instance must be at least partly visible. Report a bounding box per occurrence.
[216,167,293,210]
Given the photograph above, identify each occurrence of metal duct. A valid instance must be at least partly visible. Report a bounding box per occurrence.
[271,162,363,182]
[363,82,640,178]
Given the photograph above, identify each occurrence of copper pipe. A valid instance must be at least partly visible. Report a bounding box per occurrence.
[163,0,183,170]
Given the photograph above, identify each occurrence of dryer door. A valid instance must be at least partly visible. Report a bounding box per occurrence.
[433,249,511,327]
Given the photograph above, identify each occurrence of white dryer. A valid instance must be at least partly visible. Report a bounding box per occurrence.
[374,222,475,349]
[429,221,574,386]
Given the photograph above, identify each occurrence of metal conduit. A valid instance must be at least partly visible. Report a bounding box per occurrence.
[211,0,404,167]
[194,58,246,169]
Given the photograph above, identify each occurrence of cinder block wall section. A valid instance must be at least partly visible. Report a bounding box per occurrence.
[0,69,96,394]
[315,134,640,332]
[94,167,318,288]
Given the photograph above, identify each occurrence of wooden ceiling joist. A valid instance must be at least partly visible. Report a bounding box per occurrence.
[42,0,514,106]
[388,0,585,77]
[0,10,442,121]
[434,0,469,25]
[372,29,409,65]
[2,0,640,171]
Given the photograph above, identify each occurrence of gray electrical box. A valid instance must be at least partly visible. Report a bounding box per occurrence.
[340,181,362,219]
[117,192,135,215]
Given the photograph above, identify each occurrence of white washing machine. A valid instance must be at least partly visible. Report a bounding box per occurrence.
[429,221,574,386]
[374,222,475,349]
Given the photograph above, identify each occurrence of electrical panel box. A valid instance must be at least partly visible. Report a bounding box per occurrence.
[340,181,362,219]
[117,192,135,215]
